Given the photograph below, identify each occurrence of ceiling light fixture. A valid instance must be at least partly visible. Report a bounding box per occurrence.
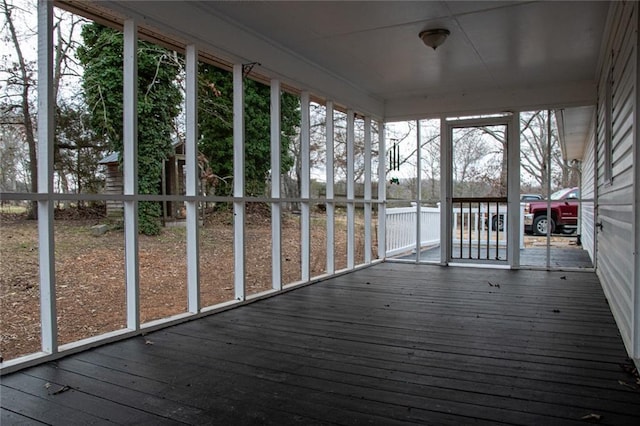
[419,28,450,50]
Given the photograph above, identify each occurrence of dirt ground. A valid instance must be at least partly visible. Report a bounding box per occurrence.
[0,208,372,362]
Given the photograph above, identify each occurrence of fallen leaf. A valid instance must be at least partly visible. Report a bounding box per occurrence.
[51,385,72,395]
[620,361,639,377]
[618,380,637,390]
[580,413,601,422]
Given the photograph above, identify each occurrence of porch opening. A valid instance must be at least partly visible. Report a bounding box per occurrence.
[384,111,594,271]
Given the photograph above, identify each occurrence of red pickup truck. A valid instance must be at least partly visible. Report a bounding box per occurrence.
[524,187,579,235]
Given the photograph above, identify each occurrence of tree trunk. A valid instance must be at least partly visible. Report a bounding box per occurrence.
[3,0,39,218]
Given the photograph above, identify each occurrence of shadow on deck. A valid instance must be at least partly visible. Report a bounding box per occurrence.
[2,263,638,425]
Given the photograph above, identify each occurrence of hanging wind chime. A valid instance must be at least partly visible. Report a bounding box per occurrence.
[389,141,400,184]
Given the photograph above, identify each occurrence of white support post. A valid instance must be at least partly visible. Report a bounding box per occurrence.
[377,122,386,260]
[233,64,245,300]
[507,113,521,268]
[415,120,422,263]
[346,110,355,268]
[440,117,450,265]
[271,80,282,290]
[326,101,335,274]
[546,110,552,269]
[185,44,200,313]
[123,19,140,330]
[364,116,372,264]
[300,92,311,281]
[37,0,56,353]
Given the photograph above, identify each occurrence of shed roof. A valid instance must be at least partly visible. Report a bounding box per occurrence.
[98,152,118,165]
[98,141,183,165]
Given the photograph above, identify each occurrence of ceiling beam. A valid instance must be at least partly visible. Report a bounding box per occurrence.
[384,80,597,121]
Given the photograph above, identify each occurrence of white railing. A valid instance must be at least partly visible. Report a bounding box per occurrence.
[386,203,525,257]
[451,203,508,246]
[385,205,440,256]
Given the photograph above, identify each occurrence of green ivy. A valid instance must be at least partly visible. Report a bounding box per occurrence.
[198,64,299,197]
[78,24,181,235]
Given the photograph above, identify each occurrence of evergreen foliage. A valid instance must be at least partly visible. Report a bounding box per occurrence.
[77,23,182,234]
[198,63,299,196]
[78,24,300,231]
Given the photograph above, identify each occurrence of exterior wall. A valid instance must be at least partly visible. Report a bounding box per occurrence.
[104,156,186,219]
[581,119,596,263]
[595,1,638,360]
[164,156,185,219]
[103,163,124,216]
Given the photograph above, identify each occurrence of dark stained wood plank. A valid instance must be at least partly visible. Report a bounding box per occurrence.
[205,312,624,371]
[0,385,116,425]
[20,364,262,425]
[521,247,594,268]
[168,316,639,404]
[75,339,497,426]
[0,407,47,425]
[82,337,555,425]
[2,371,183,425]
[410,245,594,268]
[2,264,640,425]
[147,328,639,425]
[238,297,623,351]
[109,334,636,423]
[50,357,345,426]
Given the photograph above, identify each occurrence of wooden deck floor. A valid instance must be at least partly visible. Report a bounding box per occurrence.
[404,245,594,268]
[2,263,639,425]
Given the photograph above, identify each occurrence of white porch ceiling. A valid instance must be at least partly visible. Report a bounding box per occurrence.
[69,0,611,159]
[206,1,608,115]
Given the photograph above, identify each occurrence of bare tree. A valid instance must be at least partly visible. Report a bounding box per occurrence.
[419,121,440,202]
[50,8,101,199]
[478,124,507,196]
[2,1,101,211]
[286,104,381,202]
[282,102,324,207]
[520,111,567,195]
[1,0,38,215]
[0,122,30,196]
[451,127,491,197]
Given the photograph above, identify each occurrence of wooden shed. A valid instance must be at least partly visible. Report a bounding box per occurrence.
[98,141,187,222]
[97,152,123,217]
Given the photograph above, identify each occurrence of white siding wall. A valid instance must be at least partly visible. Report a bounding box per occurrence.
[581,120,596,263]
[596,1,638,359]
